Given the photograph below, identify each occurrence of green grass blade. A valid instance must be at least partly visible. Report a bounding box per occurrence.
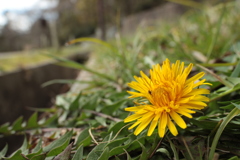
[67,37,117,52]
[206,4,226,62]
[46,54,116,82]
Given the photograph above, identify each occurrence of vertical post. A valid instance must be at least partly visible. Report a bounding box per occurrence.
[49,20,59,49]
[97,0,106,40]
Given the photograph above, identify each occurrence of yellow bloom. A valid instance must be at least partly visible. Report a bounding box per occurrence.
[124,59,211,137]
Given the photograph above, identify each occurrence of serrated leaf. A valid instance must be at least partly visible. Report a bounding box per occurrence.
[45,156,55,160]
[138,141,148,160]
[43,131,73,153]
[127,137,145,152]
[27,112,38,128]
[156,148,171,159]
[95,117,107,126]
[72,145,83,160]
[0,123,10,133]
[27,149,43,160]
[124,149,132,160]
[69,92,82,110]
[106,137,128,150]
[5,150,25,160]
[108,133,135,157]
[27,139,43,159]
[75,128,91,147]
[12,116,23,131]
[42,114,58,126]
[55,95,70,110]
[101,99,127,115]
[108,121,128,136]
[109,141,132,156]
[232,103,240,110]
[0,144,8,159]
[58,111,68,124]
[5,136,29,160]
[82,94,100,110]
[86,143,108,160]
[52,143,72,160]
[20,137,29,155]
[30,153,47,160]
[97,147,109,160]
[47,138,70,157]
[32,139,42,153]
[86,150,103,160]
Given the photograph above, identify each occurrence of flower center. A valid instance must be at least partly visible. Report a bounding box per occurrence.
[151,84,180,111]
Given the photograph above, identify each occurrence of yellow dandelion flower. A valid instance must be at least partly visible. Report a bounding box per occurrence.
[124,59,211,137]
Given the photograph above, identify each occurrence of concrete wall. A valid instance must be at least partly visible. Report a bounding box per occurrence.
[0,53,88,125]
[122,2,186,34]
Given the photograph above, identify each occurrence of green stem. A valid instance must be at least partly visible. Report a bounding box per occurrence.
[148,131,169,159]
[149,136,163,159]
[166,135,179,160]
[210,86,239,102]
[181,136,194,160]
[196,64,234,89]
[206,120,223,160]
[198,62,237,67]
[47,54,116,82]
[208,107,240,160]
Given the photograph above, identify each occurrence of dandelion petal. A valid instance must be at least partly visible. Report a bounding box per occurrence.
[170,111,187,129]
[167,115,178,136]
[134,116,153,135]
[159,112,167,137]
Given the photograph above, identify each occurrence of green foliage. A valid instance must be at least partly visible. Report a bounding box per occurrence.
[72,145,83,160]
[2,1,240,160]
[0,145,8,159]
[75,128,91,147]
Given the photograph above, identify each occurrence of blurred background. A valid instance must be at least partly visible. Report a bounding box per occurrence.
[0,0,188,124]
[0,0,185,52]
